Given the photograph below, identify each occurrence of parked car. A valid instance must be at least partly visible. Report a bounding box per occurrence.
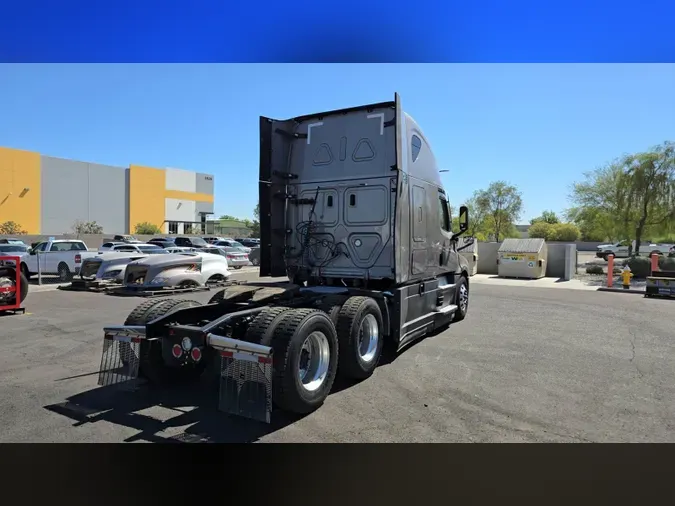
[112,234,142,244]
[123,251,230,288]
[202,236,228,244]
[596,240,675,260]
[201,246,249,269]
[19,239,98,281]
[80,251,153,282]
[99,241,126,251]
[248,245,260,266]
[0,243,30,255]
[234,238,260,248]
[0,238,28,247]
[0,243,31,269]
[213,239,251,254]
[165,246,197,254]
[173,236,209,248]
[147,238,176,248]
[98,243,167,255]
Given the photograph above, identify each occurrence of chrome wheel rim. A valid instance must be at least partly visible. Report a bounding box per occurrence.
[358,314,379,363]
[459,284,468,313]
[298,331,330,392]
[58,265,69,280]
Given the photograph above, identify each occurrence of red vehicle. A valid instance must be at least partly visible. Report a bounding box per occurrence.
[0,255,28,314]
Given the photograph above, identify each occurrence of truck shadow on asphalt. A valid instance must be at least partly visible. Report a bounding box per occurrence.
[43,328,446,443]
[44,374,305,443]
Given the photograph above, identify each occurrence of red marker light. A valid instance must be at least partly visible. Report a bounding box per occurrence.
[191,347,202,362]
[171,344,183,358]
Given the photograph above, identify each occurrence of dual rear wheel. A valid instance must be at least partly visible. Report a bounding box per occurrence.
[243,296,385,414]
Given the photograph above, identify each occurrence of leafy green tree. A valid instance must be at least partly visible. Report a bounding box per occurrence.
[473,181,523,242]
[549,223,581,241]
[0,221,27,235]
[528,221,553,240]
[248,203,260,237]
[134,222,162,235]
[615,141,675,254]
[530,210,560,225]
[569,141,675,253]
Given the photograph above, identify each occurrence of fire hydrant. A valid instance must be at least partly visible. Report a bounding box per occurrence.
[621,265,634,290]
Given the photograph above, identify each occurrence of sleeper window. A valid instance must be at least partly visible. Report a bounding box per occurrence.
[411,135,422,163]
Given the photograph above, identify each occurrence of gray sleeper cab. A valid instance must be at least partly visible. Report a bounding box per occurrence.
[259,93,470,349]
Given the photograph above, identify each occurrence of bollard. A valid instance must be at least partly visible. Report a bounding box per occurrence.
[650,252,659,276]
[37,250,42,285]
[606,254,614,288]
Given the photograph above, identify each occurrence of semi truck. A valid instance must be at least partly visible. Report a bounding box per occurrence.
[98,93,472,423]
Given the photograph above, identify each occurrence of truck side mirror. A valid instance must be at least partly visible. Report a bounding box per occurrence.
[451,205,469,241]
[458,205,469,232]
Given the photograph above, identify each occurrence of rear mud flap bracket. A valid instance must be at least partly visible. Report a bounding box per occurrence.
[217,349,273,424]
[98,334,146,390]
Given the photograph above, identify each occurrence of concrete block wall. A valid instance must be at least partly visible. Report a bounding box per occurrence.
[476,241,577,280]
[477,242,500,275]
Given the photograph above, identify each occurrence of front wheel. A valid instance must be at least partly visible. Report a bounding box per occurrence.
[453,276,469,322]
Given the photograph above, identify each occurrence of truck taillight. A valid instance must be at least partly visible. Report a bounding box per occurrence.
[75,254,81,263]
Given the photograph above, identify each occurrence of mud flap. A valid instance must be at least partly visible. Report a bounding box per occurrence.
[218,350,273,424]
[98,334,142,389]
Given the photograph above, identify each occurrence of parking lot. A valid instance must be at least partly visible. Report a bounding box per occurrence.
[1,270,674,443]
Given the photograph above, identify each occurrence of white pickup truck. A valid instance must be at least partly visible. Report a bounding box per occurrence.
[20,239,98,281]
[596,240,675,260]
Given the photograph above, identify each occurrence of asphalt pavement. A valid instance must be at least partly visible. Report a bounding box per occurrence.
[0,274,673,443]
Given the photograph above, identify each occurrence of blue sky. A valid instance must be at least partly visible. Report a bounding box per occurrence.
[1,64,673,223]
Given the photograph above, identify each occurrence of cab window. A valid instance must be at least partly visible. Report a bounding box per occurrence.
[438,196,451,232]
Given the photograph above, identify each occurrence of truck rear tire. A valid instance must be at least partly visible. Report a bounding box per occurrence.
[265,308,339,415]
[316,295,347,326]
[123,299,165,326]
[335,296,384,380]
[244,306,293,344]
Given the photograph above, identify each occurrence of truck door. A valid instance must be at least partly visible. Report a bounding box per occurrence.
[437,193,455,270]
[411,184,428,275]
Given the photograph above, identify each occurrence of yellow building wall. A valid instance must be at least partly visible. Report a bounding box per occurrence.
[165,189,214,203]
[128,164,166,233]
[0,147,41,234]
[128,165,214,233]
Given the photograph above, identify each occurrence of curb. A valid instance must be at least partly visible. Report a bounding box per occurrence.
[596,287,646,295]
